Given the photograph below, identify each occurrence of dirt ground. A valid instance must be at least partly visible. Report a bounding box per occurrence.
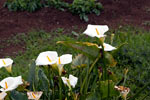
[0,0,150,57]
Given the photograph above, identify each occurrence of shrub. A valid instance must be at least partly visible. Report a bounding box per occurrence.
[69,0,103,22]
[4,0,42,12]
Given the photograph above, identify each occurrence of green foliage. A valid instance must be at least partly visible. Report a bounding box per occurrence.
[4,0,42,12]
[57,41,100,59]
[69,0,103,22]
[38,68,50,92]
[10,90,28,100]
[4,0,67,12]
[99,80,119,99]
[4,0,103,21]
[27,62,36,90]
[72,54,90,68]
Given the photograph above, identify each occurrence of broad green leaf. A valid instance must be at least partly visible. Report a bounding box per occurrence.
[10,90,28,100]
[72,54,90,68]
[27,62,36,90]
[99,80,119,99]
[105,52,117,67]
[57,41,100,59]
[38,69,50,92]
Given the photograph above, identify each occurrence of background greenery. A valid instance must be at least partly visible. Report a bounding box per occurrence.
[4,0,103,21]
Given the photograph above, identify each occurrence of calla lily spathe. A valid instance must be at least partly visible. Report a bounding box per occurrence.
[61,74,78,88]
[0,58,13,72]
[57,54,72,65]
[57,54,72,75]
[83,24,109,38]
[35,51,58,66]
[27,91,43,100]
[0,76,23,92]
[98,43,116,51]
[0,92,7,100]
[36,51,72,75]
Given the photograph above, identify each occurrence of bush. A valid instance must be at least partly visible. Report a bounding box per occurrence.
[68,0,103,22]
[4,0,42,12]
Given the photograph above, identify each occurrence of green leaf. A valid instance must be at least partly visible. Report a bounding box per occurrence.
[38,69,50,92]
[27,62,36,90]
[83,14,89,22]
[10,90,28,100]
[105,52,117,67]
[72,54,90,68]
[57,41,101,59]
[99,80,119,99]
[93,9,100,16]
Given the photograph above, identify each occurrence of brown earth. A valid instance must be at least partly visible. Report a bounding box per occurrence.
[0,0,150,57]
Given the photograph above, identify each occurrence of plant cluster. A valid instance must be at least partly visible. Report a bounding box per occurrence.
[0,25,149,100]
[4,0,43,12]
[69,0,103,21]
[4,0,103,21]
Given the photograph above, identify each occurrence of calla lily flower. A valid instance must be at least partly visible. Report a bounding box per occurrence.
[0,92,7,100]
[61,75,78,88]
[36,51,72,75]
[0,58,13,73]
[0,76,23,92]
[35,51,58,66]
[83,24,109,38]
[57,54,72,75]
[98,43,116,51]
[57,54,72,65]
[27,91,43,100]
[115,86,130,100]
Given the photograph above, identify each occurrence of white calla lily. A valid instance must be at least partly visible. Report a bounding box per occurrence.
[0,76,23,92]
[61,75,78,88]
[57,54,72,65]
[83,24,109,38]
[35,51,58,66]
[98,43,116,51]
[0,58,13,72]
[36,51,72,75]
[57,54,72,75]
[0,92,7,100]
[27,91,43,100]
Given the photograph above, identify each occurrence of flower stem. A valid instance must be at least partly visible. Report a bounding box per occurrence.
[89,54,101,74]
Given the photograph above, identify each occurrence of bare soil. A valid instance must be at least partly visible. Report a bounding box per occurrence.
[0,0,150,57]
